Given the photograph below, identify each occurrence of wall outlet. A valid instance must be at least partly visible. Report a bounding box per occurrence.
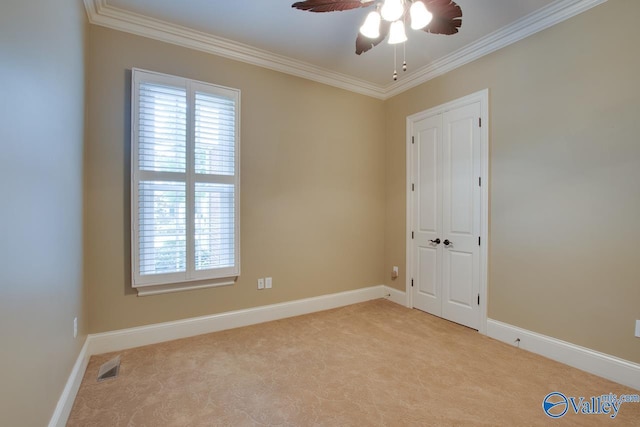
[257,278,265,290]
[635,320,640,338]
[392,266,399,279]
[265,277,272,289]
[73,317,78,339]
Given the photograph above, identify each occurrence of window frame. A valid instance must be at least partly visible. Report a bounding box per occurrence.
[131,68,240,295]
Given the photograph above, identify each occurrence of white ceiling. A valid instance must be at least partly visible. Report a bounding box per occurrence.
[87,0,604,98]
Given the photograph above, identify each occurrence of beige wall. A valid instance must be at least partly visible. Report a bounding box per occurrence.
[384,0,640,363]
[3,0,638,422]
[85,26,386,333]
[0,0,87,425]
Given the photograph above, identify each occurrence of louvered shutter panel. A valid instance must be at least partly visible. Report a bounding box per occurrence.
[137,82,187,276]
[194,183,235,270]
[138,83,187,172]
[194,91,237,271]
[195,92,235,176]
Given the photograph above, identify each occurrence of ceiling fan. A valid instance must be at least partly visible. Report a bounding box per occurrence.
[292,0,462,80]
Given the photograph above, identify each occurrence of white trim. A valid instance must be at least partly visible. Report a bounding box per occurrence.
[49,285,387,426]
[83,0,386,99]
[48,339,91,427]
[48,286,639,426]
[87,285,386,355]
[405,89,489,334]
[130,68,241,292]
[487,319,640,390]
[385,0,608,98]
[135,278,235,296]
[82,0,606,100]
[478,91,490,336]
[384,285,408,307]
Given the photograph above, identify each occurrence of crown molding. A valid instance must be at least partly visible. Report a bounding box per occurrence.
[83,0,607,100]
[383,0,607,98]
[82,0,387,99]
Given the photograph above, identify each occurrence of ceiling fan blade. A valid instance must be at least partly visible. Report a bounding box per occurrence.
[422,0,462,35]
[356,20,390,55]
[292,0,374,13]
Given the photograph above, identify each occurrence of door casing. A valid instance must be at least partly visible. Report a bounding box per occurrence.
[405,89,489,335]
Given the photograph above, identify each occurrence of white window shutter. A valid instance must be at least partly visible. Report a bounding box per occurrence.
[131,69,240,293]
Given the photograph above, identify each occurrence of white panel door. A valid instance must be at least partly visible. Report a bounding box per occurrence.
[411,114,442,316]
[441,102,481,329]
[411,101,481,330]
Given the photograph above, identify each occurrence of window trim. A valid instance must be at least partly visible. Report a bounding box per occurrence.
[131,68,241,295]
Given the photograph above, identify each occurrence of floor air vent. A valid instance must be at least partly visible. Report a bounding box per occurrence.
[97,355,121,382]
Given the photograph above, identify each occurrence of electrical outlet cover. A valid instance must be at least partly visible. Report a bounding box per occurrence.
[636,320,640,338]
[266,277,272,289]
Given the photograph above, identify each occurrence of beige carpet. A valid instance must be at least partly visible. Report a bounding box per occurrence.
[68,299,640,426]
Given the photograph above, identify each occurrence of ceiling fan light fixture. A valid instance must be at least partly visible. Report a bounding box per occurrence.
[388,20,407,44]
[360,11,381,39]
[291,0,463,81]
[380,0,404,22]
[410,1,432,30]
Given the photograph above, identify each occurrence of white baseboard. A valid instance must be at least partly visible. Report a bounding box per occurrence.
[51,284,388,426]
[53,290,639,426]
[383,285,407,306]
[87,285,386,355]
[48,339,91,427]
[487,319,640,390]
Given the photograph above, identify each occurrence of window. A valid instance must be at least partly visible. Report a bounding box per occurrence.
[131,69,240,295]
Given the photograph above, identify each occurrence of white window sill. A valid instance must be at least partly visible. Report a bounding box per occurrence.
[135,276,237,296]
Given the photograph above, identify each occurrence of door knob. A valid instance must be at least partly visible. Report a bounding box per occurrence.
[443,239,452,246]
[429,238,441,244]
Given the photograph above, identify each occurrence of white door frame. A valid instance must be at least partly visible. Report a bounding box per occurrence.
[405,89,489,335]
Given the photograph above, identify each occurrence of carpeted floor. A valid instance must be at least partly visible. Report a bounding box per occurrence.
[68,299,640,426]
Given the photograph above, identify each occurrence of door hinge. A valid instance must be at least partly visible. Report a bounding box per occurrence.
[477,294,480,305]
[412,231,414,239]
[478,177,481,187]
[412,183,415,191]
[479,117,482,127]
[478,236,481,246]
[411,279,414,287]
[412,136,415,144]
